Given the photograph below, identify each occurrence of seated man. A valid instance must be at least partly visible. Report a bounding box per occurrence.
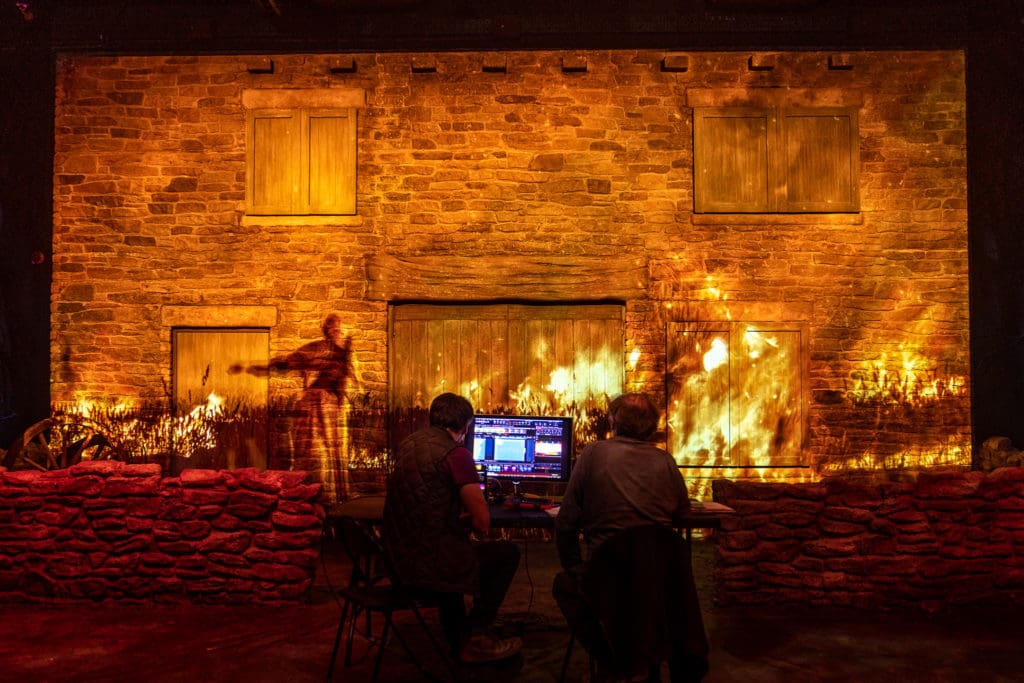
[382,392,522,664]
[553,392,709,682]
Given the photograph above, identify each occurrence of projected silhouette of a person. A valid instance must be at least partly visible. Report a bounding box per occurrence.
[231,313,354,499]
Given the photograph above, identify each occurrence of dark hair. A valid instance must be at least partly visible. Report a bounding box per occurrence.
[609,393,660,440]
[429,393,475,432]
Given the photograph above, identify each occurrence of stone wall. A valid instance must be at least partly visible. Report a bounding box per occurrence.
[50,49,970,491]
[712,468,1024,609]
[0,462,324,603]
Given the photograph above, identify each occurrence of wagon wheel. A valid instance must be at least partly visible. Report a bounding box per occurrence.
[1,416,113,471]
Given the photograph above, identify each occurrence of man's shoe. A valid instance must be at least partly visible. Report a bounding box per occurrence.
[459,633,523,664]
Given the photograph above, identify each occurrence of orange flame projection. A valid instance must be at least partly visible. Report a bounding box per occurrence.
[56,393,227,463]
[504,346,623,449]
[669,324,803,469]
[819,346,971,473]
[847,348,967,405]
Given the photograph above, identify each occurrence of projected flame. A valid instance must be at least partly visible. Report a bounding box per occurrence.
[819,345,971,473]
[669,325,803,469]
[55,393,227,463]
[504,345,623,448]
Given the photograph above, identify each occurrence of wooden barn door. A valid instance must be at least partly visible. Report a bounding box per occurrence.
[389,303,624,447]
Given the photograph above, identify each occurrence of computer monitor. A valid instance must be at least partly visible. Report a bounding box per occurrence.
[467,414,573,482]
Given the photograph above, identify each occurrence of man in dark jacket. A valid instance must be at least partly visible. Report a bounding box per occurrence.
[554,392,709,682]
[383,392,522,663]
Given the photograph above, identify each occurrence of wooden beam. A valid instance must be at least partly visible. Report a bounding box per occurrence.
[365,254,646,301]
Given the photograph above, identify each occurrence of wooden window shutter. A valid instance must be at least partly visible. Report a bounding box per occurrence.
[694,106,860,214]
[694,108,771,213]
[307,109,356,215]
[247,109,301,215]
[781,108,859,212]
[246,107,357,216]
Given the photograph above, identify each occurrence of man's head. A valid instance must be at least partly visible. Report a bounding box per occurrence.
[429,392,475,435]
[608,393,660,441]
[321,313,343,344]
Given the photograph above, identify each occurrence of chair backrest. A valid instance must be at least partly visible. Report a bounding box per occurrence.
[581,525,702,679]
[334,516,387,587]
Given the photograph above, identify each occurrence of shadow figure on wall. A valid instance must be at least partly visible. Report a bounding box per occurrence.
[231,313,355,500]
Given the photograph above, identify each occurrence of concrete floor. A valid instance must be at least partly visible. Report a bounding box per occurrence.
[1,539,1021,683]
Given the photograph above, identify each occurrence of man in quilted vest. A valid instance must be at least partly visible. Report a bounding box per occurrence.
[383,392,523,664]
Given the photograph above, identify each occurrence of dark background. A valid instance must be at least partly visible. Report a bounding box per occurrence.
[2,0,1021,457]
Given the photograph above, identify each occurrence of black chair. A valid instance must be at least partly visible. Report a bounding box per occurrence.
[558,525,709,682]
[326,515,457,683]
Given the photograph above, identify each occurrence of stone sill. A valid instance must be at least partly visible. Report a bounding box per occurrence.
[692,213,864,225]
[241,215,360,227]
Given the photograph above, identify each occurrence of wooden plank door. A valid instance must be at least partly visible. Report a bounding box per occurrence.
[389,303,624,448]
[668,322,804,468]
[171,328,269,472]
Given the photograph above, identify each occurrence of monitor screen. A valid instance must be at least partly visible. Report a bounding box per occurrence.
[467,414,574,482]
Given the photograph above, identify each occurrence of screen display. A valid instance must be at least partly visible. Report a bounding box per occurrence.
[467,414,573,482]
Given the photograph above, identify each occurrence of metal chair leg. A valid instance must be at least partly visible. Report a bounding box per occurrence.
[370,618,391,683]
[326,599,351,682]
[559,630,576,683]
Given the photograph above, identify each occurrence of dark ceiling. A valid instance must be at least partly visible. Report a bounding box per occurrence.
[2,0,987,55]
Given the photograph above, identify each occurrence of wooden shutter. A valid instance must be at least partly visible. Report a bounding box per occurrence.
[667,322,804,468]
[781,108,859,212]
[694,108,771,213]
[307,109,356,215]
[247,110,300,215]
[694,106,859,213]
[247,107,356,216]
[171,328,269,470]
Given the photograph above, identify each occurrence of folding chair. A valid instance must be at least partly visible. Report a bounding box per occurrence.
[326,515,457,683]
[559,525,709,682]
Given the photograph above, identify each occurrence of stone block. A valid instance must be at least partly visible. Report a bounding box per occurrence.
[226,504,272,519]
[818,518,866,536]
[717,530,758,551]
[228,489,277,510]
[823,506,874,524]
[253,530,322,551]
[180,488,229,506]
[159,503,200,521]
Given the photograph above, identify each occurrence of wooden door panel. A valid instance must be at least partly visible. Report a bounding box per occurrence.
[390,304,623,416]
[171,329,269,471]
[668,322,805,468]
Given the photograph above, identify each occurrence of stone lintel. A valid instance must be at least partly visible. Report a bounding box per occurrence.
[161,305,278,328]
[241,88,366,110]
[686,87,864,108]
